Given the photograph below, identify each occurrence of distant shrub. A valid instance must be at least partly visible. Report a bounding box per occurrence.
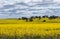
[43,20,46,22]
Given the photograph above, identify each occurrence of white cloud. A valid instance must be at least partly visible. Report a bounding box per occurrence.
[54,0,60,3]
[0,0,60,6]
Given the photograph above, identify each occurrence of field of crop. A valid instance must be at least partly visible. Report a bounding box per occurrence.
[0,19,60,39]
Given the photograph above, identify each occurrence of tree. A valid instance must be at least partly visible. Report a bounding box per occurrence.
[49,15,58,19]
[29,17,33,22]
[39,16,41,20]
[35,16,39,18]
[42,15,48,18]
[21,17,29,22]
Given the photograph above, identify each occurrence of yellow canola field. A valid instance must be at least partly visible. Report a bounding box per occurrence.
[0,23,60,36]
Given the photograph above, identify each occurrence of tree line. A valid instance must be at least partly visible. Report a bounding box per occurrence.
[18,15,59,22]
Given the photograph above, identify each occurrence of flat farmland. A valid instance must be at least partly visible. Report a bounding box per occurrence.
[0,19,60,39]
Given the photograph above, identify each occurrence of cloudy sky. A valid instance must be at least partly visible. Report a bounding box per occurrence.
[0,0,60,18]
[0,0,60,5]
